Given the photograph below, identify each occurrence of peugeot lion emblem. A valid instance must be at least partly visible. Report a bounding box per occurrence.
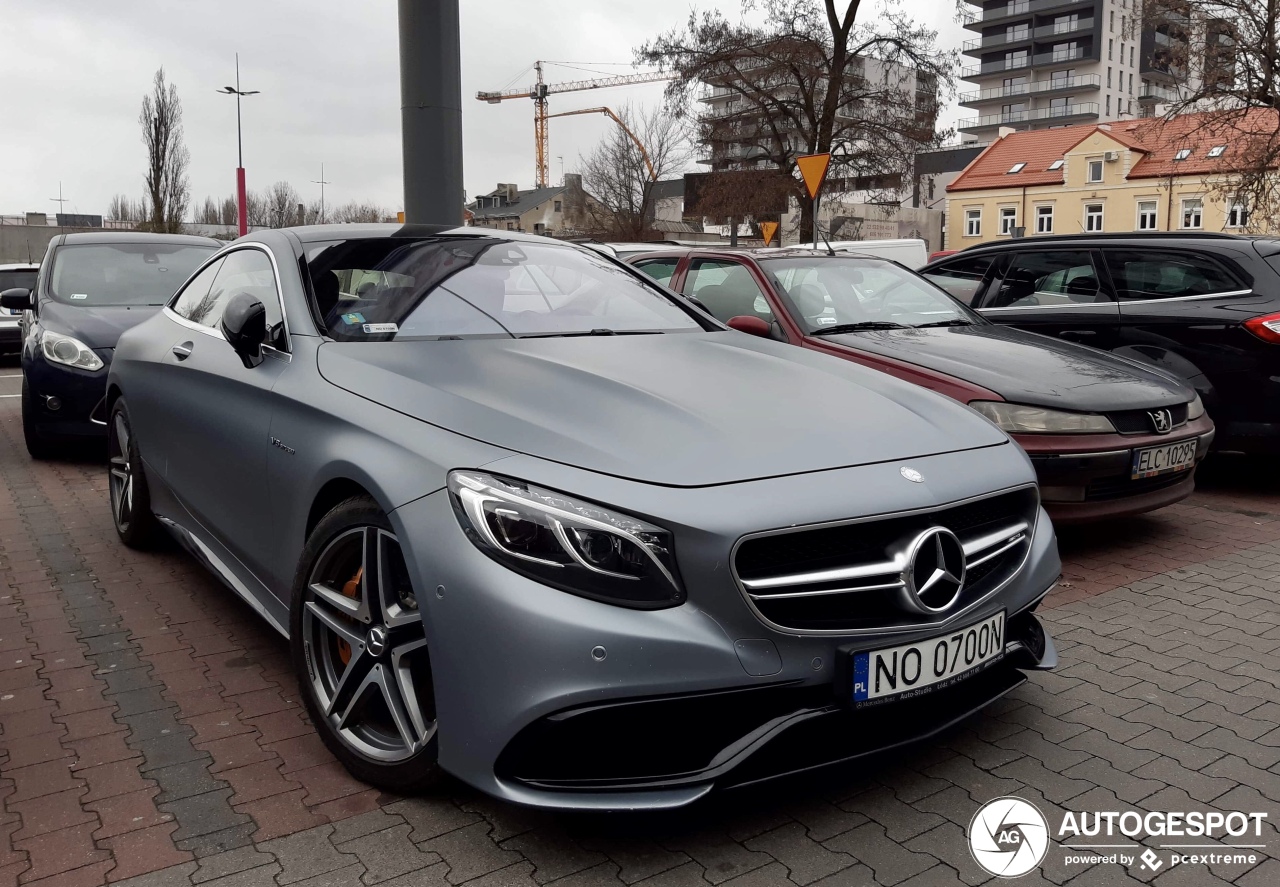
[1149,408,1173,434]
[899,527,967,614]
[900,466,924,483]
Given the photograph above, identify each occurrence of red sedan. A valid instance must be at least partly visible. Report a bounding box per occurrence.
[628,248,1214,523]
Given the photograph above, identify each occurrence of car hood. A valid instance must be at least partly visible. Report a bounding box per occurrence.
[818,324,1192,411]
[39,301,163,349]
[317,334,1009,487]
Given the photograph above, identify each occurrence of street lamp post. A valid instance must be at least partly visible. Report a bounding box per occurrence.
[218,54,260,237]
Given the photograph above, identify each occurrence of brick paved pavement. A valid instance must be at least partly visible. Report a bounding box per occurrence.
[1,384,1277,886]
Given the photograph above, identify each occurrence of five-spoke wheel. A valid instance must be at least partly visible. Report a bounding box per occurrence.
[107,398,159,548]
[292,497,439,788]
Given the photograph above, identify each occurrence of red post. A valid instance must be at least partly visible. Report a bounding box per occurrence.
[236,167,248,237]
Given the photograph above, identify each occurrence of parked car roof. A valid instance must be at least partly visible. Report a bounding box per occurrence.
[56,231,221,247]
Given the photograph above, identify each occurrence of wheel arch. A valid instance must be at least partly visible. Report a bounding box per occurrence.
[305,477,379,541]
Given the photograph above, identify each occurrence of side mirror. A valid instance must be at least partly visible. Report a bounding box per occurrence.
[0,288,33,311]
[727,315,772,337]
[219,292,267,368]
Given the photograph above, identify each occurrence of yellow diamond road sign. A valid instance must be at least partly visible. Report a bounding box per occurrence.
[797,153,832,202]
[760,221,779,247]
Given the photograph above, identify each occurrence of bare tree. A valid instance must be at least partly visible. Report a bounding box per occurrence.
[195,197,221,225]
[639,0,953,241]
[578,104,694,240]
[1140,1,1280,226]
[329,201,390,223]
[106,194,144,224]
[138,68,191,233]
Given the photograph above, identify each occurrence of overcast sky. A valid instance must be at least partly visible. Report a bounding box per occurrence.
[0,0,961,218]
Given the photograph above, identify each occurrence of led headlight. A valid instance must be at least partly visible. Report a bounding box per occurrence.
[448,471,684,608]
[1186,392,1205,421]
[41,331,104,371]
[969,401,1116,434]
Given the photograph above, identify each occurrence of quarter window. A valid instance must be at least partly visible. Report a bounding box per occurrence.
[1181,198,1203,229]
[986,251,1101,308]
[1035,204,1054,233]
[632,258,679,286]
[965,209,982,237]
[170,259,225,321]
[1084,203,1104,232]
[1137,200,1158,230]
[1103,250,1248,300]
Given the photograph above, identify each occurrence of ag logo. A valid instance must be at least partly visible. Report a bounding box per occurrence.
[969,797,1049,878]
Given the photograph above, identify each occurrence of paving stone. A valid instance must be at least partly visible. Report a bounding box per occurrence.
[384,799,482,843]
[260,824,360,885]
[341,823,443,884]
[420,821,525,884]
[657,831,773,885]
[823,822,936,886]
[190,846,277,884]
[499,827,607,884]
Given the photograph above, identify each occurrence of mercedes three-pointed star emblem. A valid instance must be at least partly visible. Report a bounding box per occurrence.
[898,527,967,614]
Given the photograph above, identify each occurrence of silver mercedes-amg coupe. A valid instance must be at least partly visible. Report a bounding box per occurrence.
[106,225,1061,810]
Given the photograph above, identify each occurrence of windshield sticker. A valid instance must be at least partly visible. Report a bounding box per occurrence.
[70,293,88,300]
[362,323,398,334]
[816,316,836,324]
[341,312,366,325]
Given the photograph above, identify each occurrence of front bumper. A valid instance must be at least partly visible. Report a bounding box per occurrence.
[392,447,1061,810]
[1018,417,1215,523]
[22,351,111,438]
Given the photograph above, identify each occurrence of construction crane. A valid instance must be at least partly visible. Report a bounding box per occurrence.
[477,61,673,188]
[547,108,657,181]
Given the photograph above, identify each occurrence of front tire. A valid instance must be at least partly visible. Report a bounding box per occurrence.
[291,496,440,791]
[21,379,56,460]
[108,398,161,549]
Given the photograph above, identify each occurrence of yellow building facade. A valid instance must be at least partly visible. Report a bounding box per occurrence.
[944,119,1272,249]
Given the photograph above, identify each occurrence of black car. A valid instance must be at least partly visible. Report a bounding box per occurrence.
[1,232,219,457]
[922,233,1280,455]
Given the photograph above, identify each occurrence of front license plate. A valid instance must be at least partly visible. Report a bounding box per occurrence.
[851,612,1005,707]
[1131,439,1197,479]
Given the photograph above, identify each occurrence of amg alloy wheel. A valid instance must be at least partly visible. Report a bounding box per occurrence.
[107,398,160,548]
[292,498,439,789]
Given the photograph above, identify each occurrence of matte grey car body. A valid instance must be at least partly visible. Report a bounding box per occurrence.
[107,225,1061,810]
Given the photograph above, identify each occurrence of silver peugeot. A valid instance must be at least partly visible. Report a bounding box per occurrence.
[106,225,1061,810]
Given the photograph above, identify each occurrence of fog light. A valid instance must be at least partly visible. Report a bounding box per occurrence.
[43,395,61,411]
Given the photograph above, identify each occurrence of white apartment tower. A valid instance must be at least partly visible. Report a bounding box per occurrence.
[957,0,1194,141]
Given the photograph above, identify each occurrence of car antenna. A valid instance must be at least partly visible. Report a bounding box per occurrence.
[818,225,836,257]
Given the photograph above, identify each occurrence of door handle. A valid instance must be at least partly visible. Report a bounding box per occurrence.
[172,341,194,360]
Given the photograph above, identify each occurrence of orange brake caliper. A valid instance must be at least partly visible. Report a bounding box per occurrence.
[336,567,363,666]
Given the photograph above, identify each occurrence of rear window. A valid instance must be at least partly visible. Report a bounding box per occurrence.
[1103,250,1249,300]
[50,243,215,307]
[0,269,37,291]
[304,236,705,341]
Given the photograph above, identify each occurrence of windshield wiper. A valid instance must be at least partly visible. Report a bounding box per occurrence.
[809,321,906,335]
[914,318,974,328]
[517,329,666,339]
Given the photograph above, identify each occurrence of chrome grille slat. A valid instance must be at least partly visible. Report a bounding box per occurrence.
[731,486,1039,636]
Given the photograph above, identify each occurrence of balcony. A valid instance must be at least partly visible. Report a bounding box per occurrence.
[963,17,1093,55]
[1137,84,1180,103]
[960,56,1033,78]
[959,73,1100,106]
[957,101,1099,132]
[963,0,1094,30]
[1033,46,1088,66]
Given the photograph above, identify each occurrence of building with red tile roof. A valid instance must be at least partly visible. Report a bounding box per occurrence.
[944,110,1280,247]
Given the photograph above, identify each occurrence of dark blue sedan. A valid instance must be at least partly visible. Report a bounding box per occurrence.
[0,232,218,457]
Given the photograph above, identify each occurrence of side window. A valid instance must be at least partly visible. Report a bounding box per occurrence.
[922,256,993,305]
[633,259,678,286]
[1103,250,1248,301]
[984,251,1104,308]
[682,259,773,324]
[204,249,283,338]
[170,259,224,321]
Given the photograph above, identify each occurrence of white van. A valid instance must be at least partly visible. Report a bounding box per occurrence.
[781,238,929,269]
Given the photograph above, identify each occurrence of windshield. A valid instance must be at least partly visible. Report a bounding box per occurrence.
[0,269,37,292]
[306,236,705,340]
[50,244,215,307]
[759,257,982,334]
